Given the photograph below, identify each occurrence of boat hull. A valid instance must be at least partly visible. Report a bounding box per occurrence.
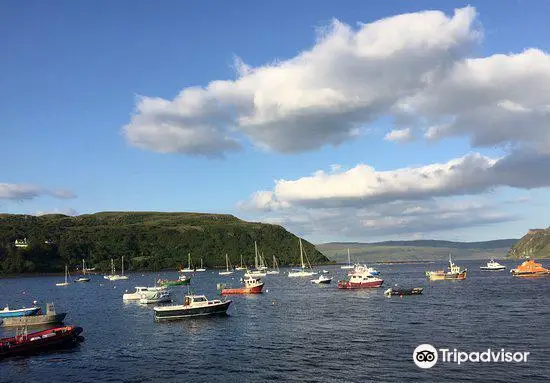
[74,277,91,282]
[0,307,41,318]
[480,266,506,271]
[157,278,191,287]
[2,313,67,327]
[0,326,83,358]
[385,288,423,296]
[511,271,550,277]
[221,283,264,295]
[426,271,467,281]
[154,301,231,321]
[338,279,384,289]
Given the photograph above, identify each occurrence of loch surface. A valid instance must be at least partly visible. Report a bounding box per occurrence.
[1,260,549,382]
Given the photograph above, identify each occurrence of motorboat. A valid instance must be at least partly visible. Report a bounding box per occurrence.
[341,248,354,269]
[153,295,231,321]
[480,260,506,271]
[425,254,467,281]
[311,275,332,284]
[56,265,71,286]
[156,275,191,287]
[123,286,167,301]
[0,326,84,358]
[220,276,264,294]
[288,239,317,277]
[511,259,550,277]
[338,270,384,289]
[347,264,380,276]
[1,303,66,327]
[219,254,234,275]
[0,306,41,318]
[384,287,423,297]
[139,290,172,304]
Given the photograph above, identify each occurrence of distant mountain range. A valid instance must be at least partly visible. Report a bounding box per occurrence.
[316,239,519,263]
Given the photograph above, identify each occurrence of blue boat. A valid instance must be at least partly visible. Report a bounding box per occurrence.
[0,306,41,318]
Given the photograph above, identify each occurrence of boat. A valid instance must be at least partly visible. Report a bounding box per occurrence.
[195,258,207,272]
[139,290,172,304]
[244,242,267,278]
[341,248,354,269]
[220,276,264,294]
[384,287,424,297]
[511,259,550,277]
[480,259,506,271]
[1,303,66,327]
[311,275,332,284]
[75,259,91,282]
[0,326,84,358]
[288,239,317,277]
[347,264,380,276]
[321,270,330,274]
[0,306,41,318]
[338,270,384,289]
[104,257,129,280]
[266,255,280,275]
[156,275,191,287]
[56,265,71,286]
[235,254,246,271]
[123,286,167,301]
[153,295,232,321]
[425,255,467,281]
[219,254,234,275]
[257,251,268,271]
[179,253,195,273]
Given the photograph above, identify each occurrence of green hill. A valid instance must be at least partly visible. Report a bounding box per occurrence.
[0,212,328,274]
[507,228,550,259]
[317,239,518,263]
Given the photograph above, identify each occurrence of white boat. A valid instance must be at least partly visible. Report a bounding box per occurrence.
[219,254,234,275]
[105,257,129,281]
[266,255,280,275]
[55,265,71,286]
[347,264,379,276]
[75,259,91,283]
[235,254,246,271]
[341,248,354,269]
[196,258,207,272]
[480,259,506,270]
[311,275,332,284]
[245,242,267,277]
[288,239,317,277]
[258,251,268,271]
[139,290,172,304]
[179,253,194,273]
[123,286,167,301]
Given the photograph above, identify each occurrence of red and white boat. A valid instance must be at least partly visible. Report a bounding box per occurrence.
[220,276,264,295]
[0,326,84,358]
[338,271,384,289]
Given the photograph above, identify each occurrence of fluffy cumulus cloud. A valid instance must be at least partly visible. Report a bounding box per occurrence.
[0,183,76,201]
[384,128,413,143]
[123,7,480,155]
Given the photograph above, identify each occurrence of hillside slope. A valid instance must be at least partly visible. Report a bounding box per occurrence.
[507,228,550,259]
[0,212,328,274]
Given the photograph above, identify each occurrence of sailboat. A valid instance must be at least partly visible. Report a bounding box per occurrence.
[288,239,317,277]
[235,254,246,271]
[179,253,194,273]
[219,254,233,275]
[244,242,267,278]
[105,257,129,281]
[75,259,91,282]
[267,255,280,275]
[56,265,71,286]
[258,251,267,271]
[196,258,207,272]
[341,248,354,270]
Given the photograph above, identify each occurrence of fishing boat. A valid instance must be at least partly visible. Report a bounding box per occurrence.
[139,290,172,304]
[0,306,41,319]
[480,259,506,271]
[338,270,384,289]
[123,286,167,301]
[156,275,191,287]
[75,259,91,282]
[425,255,467,281]
[244,242,268,278]
[196,258,207,272]
[288,239,316,277]
[341,248,354,269]
[56,265,71,286]
[219,254,233,275]
[311,275,332,284]
[510,259,550,277]
[266,255,280,275]
[179,253,194,273]
[153,295,232,321]
[235,254,246,271]
[1,303,66,327]
[0,326,84,358]
[220,276,264,294]
[384,287,424,297]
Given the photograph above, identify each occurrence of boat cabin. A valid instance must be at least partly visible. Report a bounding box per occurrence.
[349,274,377,283]
[183,295,222,307]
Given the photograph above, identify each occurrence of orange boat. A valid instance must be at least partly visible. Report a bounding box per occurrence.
[511,259,550,277]
[220,276,264,295]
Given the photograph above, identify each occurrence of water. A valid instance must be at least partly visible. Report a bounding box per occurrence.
[1,260,549,382]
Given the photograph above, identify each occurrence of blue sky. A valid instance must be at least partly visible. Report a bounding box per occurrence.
[1,1,549,243]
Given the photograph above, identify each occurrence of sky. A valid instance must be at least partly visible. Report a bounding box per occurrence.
[1,0,549,243]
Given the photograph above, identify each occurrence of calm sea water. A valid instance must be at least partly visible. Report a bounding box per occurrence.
[1,259,549,382]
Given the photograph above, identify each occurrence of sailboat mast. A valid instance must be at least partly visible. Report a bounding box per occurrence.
[121,256,124,276]
[65,265,68,283]
[347,248,351,266]
[254,241,259,269]
[299,238,305,268]
[82,259,85,275]
[226,253,229,271]
[188,253,191,269]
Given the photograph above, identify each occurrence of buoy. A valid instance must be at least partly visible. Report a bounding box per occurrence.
[265,289,269,293]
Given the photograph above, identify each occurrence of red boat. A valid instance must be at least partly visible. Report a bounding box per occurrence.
[338,272,384,289]
[0,326,84,358]
[220,276,264,295]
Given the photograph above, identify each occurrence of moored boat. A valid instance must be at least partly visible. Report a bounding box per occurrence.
[480,260,506,271]
[219,254,234,275]
[0,326,83,358]
[195,258,207,272]
[425,254,467,281]
[153,295,231,321]
[311,275,332,284]
[75,259,91,282]
[156,275,191,287]
[1,303,66,327]
[179,253,195,273]
[288,238,317,277]
[347,264,380,276]
[139,290,172,304]
[0,306,41,318]
[340,248,354,270]
[384,287,423,297]
[123,286,167,301]
[338,271,384,289]
[220,276,264,295]
[510,259,550,277]
[56,265,71,286]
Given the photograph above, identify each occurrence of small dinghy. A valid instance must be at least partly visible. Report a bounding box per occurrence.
[311,275,332,284]
[2,303,66,327]
[384,287,423,297]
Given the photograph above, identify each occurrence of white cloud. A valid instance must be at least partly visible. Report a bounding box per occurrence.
[123,7,479,156]
[384,128,414,142]
[0,183,76,201]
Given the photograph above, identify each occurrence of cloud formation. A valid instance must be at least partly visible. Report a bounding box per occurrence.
[0,183,76,201]
[384,128,414,143]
